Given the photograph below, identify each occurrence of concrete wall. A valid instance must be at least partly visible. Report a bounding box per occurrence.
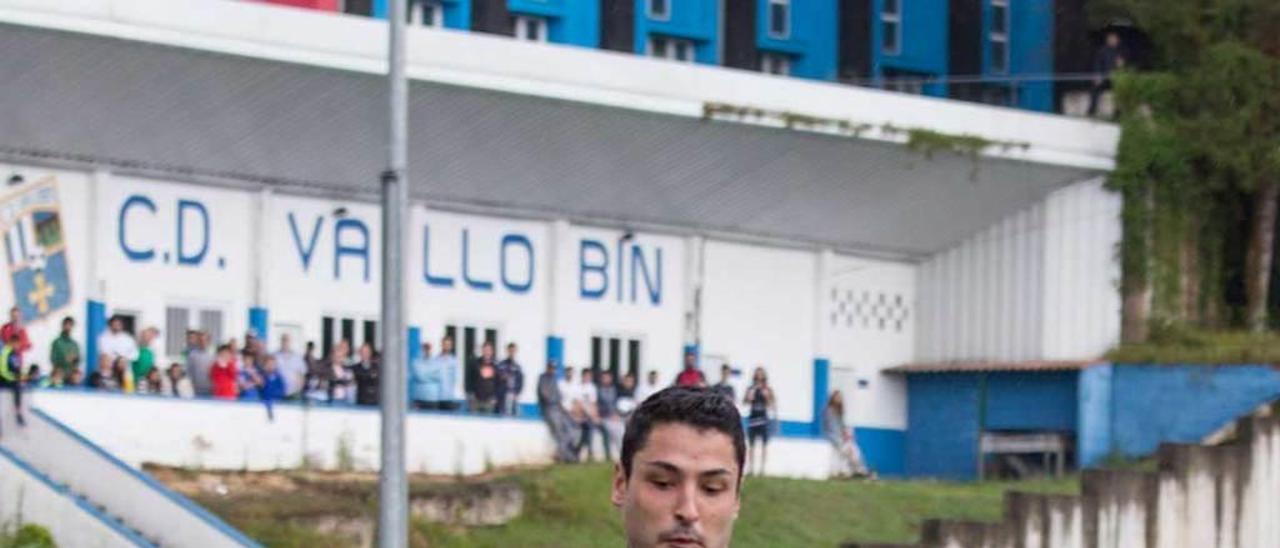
[1081,364,1280,468]
[32,389,846,480]
[0,446,146,548]
[852,402,1280,548]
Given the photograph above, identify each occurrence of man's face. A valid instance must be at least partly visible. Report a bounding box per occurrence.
[684,354,696,369]
[1106,32,1120,47]
[482,344,494,360]
[441,337,454,354]
[612,423,741,548]
[9,308,19,324]
[507,345,517,360]
[109,318,122,333]
[648,372,658,385]
[62,320,74,334]
[720,368,731,382]
[280,334,292,352]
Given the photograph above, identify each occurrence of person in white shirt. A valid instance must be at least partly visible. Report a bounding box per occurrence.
[97,315,138,384]
[272,334,307,399]
[634,369,661,403]
[558,366,580,415]
[575,369,601,461]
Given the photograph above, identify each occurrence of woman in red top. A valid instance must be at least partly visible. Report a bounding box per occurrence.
[208,345,239,400]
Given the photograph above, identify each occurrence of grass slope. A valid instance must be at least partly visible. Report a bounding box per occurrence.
[190,463,1076,547]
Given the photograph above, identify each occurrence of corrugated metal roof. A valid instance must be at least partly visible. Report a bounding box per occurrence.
[887,360,1102,374]
[0,22,1099,257]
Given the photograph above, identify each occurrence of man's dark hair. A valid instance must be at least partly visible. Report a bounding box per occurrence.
[621,386,746,482]
[62,316,74,326]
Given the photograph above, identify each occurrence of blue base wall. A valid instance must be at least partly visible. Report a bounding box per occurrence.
[855,426,905,477]
[1083,364,1280,467]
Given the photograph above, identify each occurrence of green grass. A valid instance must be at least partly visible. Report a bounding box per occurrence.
[180,464,1078,547]
[1106,326,1280,364]
[417,464,1076,547]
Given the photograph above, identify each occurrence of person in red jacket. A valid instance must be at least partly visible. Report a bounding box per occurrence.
[208,344,238,400]
[0,307,32,356]
[674,351,706,388]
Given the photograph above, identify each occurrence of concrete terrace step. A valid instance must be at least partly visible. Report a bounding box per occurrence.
[845,400,1280,548]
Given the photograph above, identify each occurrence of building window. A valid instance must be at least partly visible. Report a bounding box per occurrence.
[407,0,443,27]
[767,0,790,39]
[321,315,378,357]
[648,36,695,62]
[880,0,901,54]
[444,324,499,363]
[648,0,670,20]
[989,0,1009,73]
[164,306,224,357]
[513,15,549,42]
[591,335,643,381]
[760,52,791,75]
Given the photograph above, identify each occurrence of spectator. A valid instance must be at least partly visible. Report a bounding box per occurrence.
[635,370,660,403]
[49,316,80,380]
[185,331,214,396]
[472,347,499,414]
[574,369,601,461]
[302,341,329,402]
[352,342,380,406]
[138,367,163,395]
[1089,31,1127,117]
[24,365,44,388]
[743,366,776,476]
[466,341,497,411]
[325,340,354,404]
[209,344,239,400]
[496,342,524,416]
[537,361,577,463]
[616,372,638,417]
[823,390,871,479]
[67,367,83,388]
[558,367,584,455]
[712,364,735,402]
[675,352,705,387]
[97,315,138,379]
[426,336,460,410]
[259,355,286,403]
[163,363,195,399]
[238,352,264,400]
[0,307,31,359]
[273,334,307,399]
[409,342,434,410]
[47,367,65,389]
[596,370,622,461]
[0,332,26,426]
[132,327,159,384]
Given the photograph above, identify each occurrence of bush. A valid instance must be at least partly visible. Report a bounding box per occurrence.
[3,524,56,548]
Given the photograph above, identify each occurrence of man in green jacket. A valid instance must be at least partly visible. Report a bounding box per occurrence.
[49,316,80,380]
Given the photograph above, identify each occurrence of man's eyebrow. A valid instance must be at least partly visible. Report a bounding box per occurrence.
[641,461,734,478]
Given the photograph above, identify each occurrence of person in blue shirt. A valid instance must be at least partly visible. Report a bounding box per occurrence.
[411,336,459,411]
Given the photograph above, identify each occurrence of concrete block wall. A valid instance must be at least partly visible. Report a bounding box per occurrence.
[847,401,1280,547]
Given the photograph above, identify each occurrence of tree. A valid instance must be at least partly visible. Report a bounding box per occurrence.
[1097,0,1280,335]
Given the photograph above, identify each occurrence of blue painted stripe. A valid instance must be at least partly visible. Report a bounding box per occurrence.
[812,358,830,436]
[0,444,154,547]
[30,408,262,547]
[84,300,107,382]
[247,307,268,341]
[854,426,905,477]
[546,335,564,378]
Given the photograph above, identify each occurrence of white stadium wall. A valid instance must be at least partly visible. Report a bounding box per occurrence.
[916,177,1121,363]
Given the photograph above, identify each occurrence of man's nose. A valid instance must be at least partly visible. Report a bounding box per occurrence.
[673,485,700,524]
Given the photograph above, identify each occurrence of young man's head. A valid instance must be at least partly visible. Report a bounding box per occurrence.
[683,352,697,370]
[279,333,293,353]
[582,368,595,384]
[8,306,20,325]
[421,342,433,359]
[440,335,455,355]
[167,363,185,379]
[613,387,745,548]
[61,316,74,335]
[506,342,517,359]
[1105,30,1120,48]
[481,340,495,360]
[563,366,575,382]
[622,372,637,390]
[216,344,234,364]
[647,370,658,385]
[601,370,615,386]
[263,355,278,373]
[545,361,556,375]
[108,315,123,333]
[719,364,732,383]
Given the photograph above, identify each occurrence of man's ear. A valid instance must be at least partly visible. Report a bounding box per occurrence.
[610,462,628,508]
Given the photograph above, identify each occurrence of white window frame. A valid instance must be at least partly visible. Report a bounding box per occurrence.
[647,0,670,21]
[647,36,695,63]
[767,0,791,39]
[880,0,901,55]
[760,52,792,76]
[590,331,647,380]
[407,0,444,27]
[161,303,226,360]
[989,0,1010,73]
[513,15,549,42]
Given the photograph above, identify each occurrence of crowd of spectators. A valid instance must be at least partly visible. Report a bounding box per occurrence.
[1,306,869,476]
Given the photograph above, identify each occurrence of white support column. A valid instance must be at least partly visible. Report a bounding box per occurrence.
[813,248,834,360]
[251,188,272,308]
[87,169,107,302]
[683,235,705,349]
[546,219,570,371]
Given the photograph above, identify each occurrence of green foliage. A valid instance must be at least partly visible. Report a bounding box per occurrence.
[0,524,56,548]
[1107,324,1280,363]
[1094,0,1280,333]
